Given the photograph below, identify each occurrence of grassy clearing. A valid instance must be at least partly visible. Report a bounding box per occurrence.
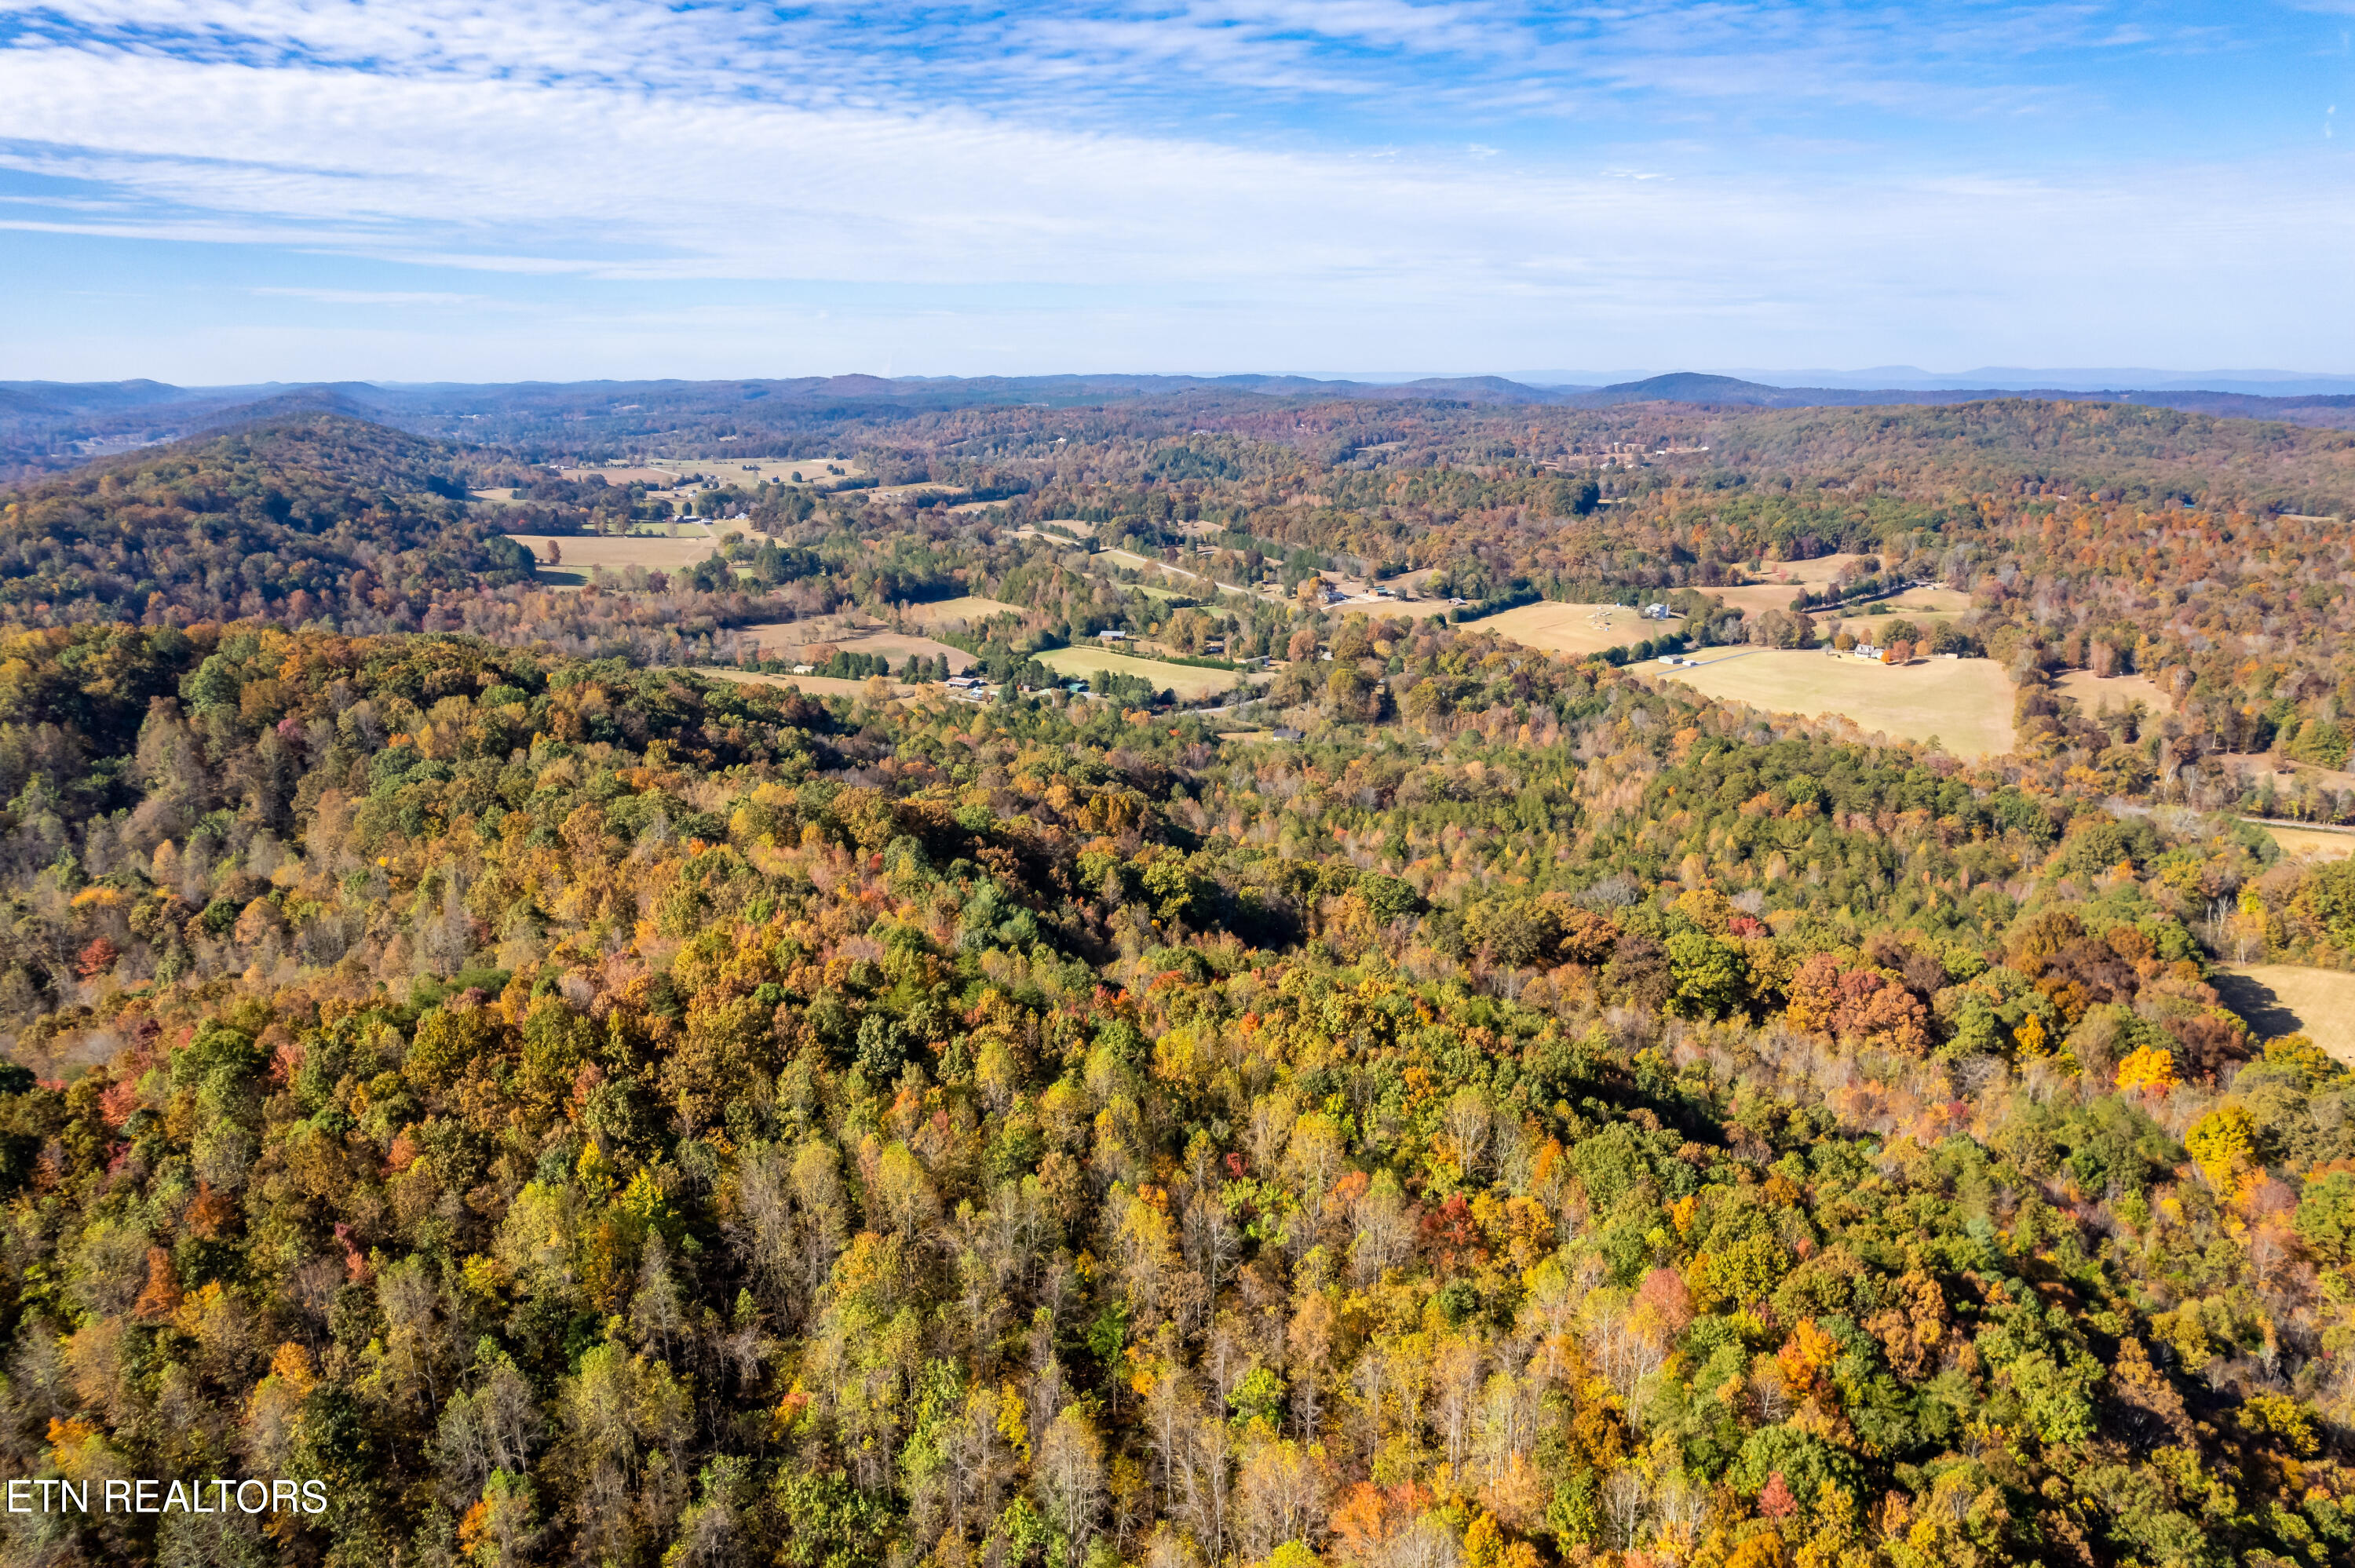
[904,596,1024,627]
[1481,600,1681,656]
[2214,965,2355,1067]
[1647,650,2016,759]
[2054,670,2172,716]
[1036,647,1244,700]
[2218,753,2355,793]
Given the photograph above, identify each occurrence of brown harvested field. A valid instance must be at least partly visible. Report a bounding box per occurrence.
[1645,649,2016,758]
[2213,965,2355,1067]
[505,534,726,572]
[735,622,976,672]
[2252,822,2355,861]
[903,596,1024,628]
[1481,600,1682,656]
[1038,647,1244,700]
[2055,670,2172,715]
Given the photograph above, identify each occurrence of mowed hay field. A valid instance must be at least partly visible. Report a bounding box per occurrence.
[1481,601,1680,656]
[1037,647,1243,700]
[2214,965,2355,1067]
[1648,651,2016,759]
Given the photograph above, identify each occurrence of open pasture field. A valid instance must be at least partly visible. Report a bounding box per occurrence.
[2054,669,2172,716]
[1860,586,1973,618]
[505,533,724,572]
[903,596,1024,628]
[736,622,976,671]
[2254,822,2355,862]
[558,465,675,486]
[1037,647,1244,700]
[644,457,863,486]
[1707,552,1871,614]
[2214,965,2355,1067]
[1095,549,1251,599]
[1481,600,1681,656]
[1648,649,2015,758]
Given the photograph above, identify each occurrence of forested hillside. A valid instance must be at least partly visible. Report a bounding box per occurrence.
[0,613,2341,1566]
[0,397,2347,1567]
[0,419,536,629]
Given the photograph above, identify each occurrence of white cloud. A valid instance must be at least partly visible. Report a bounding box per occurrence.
[0,2,2350,376]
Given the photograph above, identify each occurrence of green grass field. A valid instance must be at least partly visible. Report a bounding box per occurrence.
[1037,646,1244,700]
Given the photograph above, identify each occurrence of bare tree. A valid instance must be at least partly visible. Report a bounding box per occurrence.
[1035,1406,1107,1555]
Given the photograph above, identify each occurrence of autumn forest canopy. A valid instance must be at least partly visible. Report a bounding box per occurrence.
[0,386,2350,1568]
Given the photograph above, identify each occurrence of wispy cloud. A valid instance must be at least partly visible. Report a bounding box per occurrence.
[0,2,2348,377]
[250,286,494,306]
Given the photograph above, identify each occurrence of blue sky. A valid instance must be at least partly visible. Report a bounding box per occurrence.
[1,1,2350,382]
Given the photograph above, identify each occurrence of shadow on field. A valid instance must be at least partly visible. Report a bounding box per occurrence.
[2211,971,2306,1044]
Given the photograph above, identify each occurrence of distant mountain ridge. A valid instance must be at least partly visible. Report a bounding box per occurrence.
[8,368,2355,478]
